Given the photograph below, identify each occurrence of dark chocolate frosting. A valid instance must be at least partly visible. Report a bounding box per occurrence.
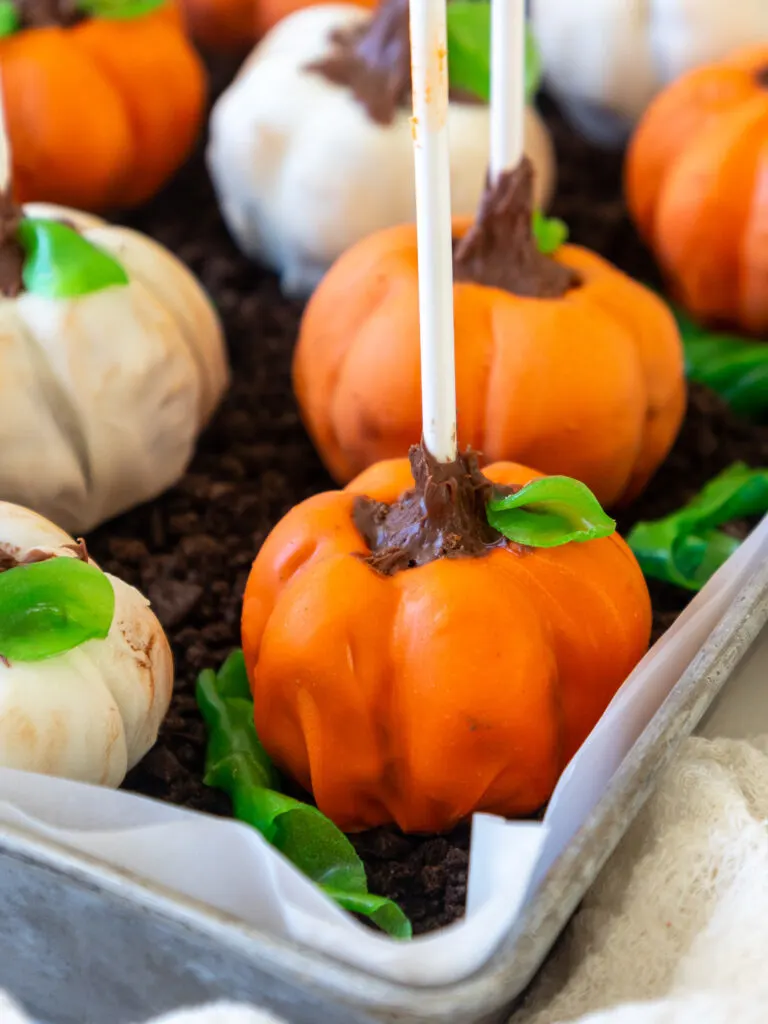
[11,0,84,28]
[0,190,24,299]
[353,441,521,576]
[307,0,479,125]
[454,157,580,299]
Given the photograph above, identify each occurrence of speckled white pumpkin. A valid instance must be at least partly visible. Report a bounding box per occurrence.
[0,203,229,535]
[531,0,768,145]
[207,3,556,297]
[0,502,173,787]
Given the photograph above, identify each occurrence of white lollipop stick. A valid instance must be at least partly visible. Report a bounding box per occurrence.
[490,0,526,182]
[0,70,10,195]
[409,0,457,464]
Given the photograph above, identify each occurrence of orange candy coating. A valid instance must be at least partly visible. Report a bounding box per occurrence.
[626,46,768,334]
[242,457,652,834]
[1,5,205,210]
[293,222,686,509]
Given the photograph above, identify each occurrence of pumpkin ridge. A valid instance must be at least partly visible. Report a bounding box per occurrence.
[14,309,94,498]
[656,101,768,322]
[67,17,204,206]
[67,29,141,201]
[3,31,133,209]
[325,272,413,477]
[475,289,500,458]
[566,270,651,500]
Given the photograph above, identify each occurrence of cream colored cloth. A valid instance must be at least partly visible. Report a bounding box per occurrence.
[0,994,287,1024]
[512,735,768,1023]
[2,735,765,1024]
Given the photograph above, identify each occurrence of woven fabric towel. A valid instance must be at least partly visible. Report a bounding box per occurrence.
[1,735,764,1024]
[512,735,768,1023]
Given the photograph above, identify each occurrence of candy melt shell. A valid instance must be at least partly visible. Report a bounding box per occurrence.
[207,3,555,296]
[0,502,172,787]
[0,203,228,535]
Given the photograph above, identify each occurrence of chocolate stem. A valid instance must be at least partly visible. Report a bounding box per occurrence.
[0,189,24,299]
[453,157,579,299]
[306,0,410,125]
[306,0,480,126]
[757,66,768,89]
[353,442,520,576]
[10,0,84,28]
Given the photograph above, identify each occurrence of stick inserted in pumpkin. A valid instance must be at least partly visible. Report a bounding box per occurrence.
[489,0,525,182]
[409,0,457,464]
[241,1,655,837]
[294,0,687,506]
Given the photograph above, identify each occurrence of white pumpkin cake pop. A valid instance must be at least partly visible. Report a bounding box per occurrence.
[0,83,229,534]
[207,0,555,297]
[531,0,768,144]
[0,501,173,787]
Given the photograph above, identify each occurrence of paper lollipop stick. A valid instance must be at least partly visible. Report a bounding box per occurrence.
[490,0,526,182]
[0,70,11,195]
[409,0,457,463]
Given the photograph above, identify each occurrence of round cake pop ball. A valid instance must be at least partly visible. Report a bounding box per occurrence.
[530,0,768,146]
[242,0,652,836]
[0,1,205,210]
[0,198,229,533]
[294,158,687,507]
[207,1,555,297]
[242,447,652,832]
[0,501,173,787]
[626,45,768,335]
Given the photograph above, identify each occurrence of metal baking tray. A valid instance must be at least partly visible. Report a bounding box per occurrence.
[3,556,768,1024]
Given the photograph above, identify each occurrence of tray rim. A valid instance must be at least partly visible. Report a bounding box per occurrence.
[2,557,768,1023]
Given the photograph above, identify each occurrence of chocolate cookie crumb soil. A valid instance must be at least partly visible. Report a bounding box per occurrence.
[88,75,768,935]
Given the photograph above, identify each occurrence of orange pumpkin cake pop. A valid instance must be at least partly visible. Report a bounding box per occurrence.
[294,155,687,508]
[626,45,768,335]
[0,0,205,210]
[243,0,652,835]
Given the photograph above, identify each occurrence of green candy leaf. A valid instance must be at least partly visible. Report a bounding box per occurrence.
[197,651,412,940]
[76,0,166,20]
[532,210,568,255]
[18,219,129,300]
[627,463,768,591]
[671,304,768,421]
[322,888,412,941]
[0,558,115,663]
[487,476,616,547]
[446,2,542,104]
[0,0,19,35]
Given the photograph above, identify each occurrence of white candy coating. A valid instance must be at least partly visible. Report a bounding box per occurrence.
[207,4,555,297]
[0,203,229,534]
[0,502,173,787]
[531,0,768,145]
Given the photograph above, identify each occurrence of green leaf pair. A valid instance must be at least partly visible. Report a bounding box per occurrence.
[196,651,412,940]
[0,0,165,34]
[672,306,768,421]
[487,476,616,548]
[446,2,542,105]
[18,219,129,299]
[627,463,768,591]
[0,557,115,663]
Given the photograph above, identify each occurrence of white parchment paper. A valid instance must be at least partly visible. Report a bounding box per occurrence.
[0,518,766,987]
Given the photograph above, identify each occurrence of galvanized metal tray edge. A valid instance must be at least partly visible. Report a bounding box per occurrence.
[1,559,767,1024]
